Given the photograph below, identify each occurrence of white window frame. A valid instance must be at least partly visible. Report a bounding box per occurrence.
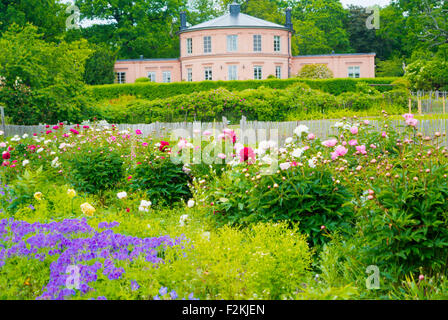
[254,66,262,80]
[274,36,281,52]
[187,38,193,54]
[115,72,126,84]
[253,35,262,52]
[187,68,193,82]
[204,67,213,81]
[148,72,156,82]
[275,66,282,79]
[348,66,360,78]
[163,71,171,83]
[227,35,238,52]
[203,36,212,54]
[228,65,238,80]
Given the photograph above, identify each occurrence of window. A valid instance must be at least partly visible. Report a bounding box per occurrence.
[253,35,262,52]
[187,38,193,54]
[227,35,238,52]
[254,66,262,80]
[204,67,212,81]
[115,72,126,84]
[163,71,171,83]
[148,72,156,82]
[274,36,281,52]
[275,66,282,79]
[348,66,360,78]
[203,36,212,53]
[187,68,192,82]
[228,65,238,80]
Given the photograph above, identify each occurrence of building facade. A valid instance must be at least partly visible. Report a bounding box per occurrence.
[114,3,375,84]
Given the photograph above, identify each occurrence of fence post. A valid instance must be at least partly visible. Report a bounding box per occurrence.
[444,94,446,115]
[418,96,422,115]
[0,107,6,138]
[408,97,412,114]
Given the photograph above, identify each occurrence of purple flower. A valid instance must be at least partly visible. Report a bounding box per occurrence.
[131,280,140,291]
[159,286,168,296]
[169,290,178,300]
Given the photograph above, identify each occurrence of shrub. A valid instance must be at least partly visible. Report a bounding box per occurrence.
[203,164,353,246]
[297,64,334,79]
[356,163,448,278]
[135,77,151,83]
[129,159,192,207]
[87,77,399,101]
[67,147,124,194]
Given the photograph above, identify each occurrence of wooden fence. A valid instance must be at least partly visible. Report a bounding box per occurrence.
[410,91,448,115]
[3,116,448,146]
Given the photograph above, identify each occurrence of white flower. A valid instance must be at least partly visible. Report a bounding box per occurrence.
[22,134,28,139]
[285,137,293,144]
[202,231,211,241]
[0,131,3,136]
[279,162,291,170]
[187,199,195,208]
[291,147,305,158]
[179,214,189,227]
[117,191,127,199]
[44,140,52,145]
[59,143,67,149]
[11,135,21,142]
[51,157,60,168]
[279,148,287,154]
[22,159,30,166]
[294,125,309,137]
[308,157,318,168]
[139,206,149,212]
[261,155,273,164]
[140,200,152,208]
[334,122,344,128]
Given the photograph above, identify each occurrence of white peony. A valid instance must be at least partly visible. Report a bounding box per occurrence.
[294,125,309,137]
[291,148,305,158]
[279,162,291,170]
[187,199,195,208]
[117,191,127,199]
[179,214,189,227]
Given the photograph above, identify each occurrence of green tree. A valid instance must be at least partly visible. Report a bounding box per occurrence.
[0,0,68,41]
[75,0,187,59]
[0,24,93,124]
[83,45,117,85]
[376,56,405,77]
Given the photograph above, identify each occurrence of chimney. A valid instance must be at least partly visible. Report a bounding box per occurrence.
[285,8,293,31]
[180,11,187,30]
[229,3,240,16]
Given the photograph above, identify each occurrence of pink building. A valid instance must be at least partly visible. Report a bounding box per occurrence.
[114,3,375,84]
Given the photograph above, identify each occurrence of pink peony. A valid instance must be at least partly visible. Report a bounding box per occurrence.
[322,139,338,147]
[350,126,359,135]
[331,145,348,160]
[348,139,358,146]
[135,129,142,135]
[356,145,367,155]
[2,151,11,160]
[403,113,414,120]
[70,128,80,135]
[406,118,418,127]
[307,133,315,140]
[239,147,256,163]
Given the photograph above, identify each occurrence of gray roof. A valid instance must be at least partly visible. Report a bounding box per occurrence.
[180,13,288,33]
[116,58,179,62]
[294,53,376,58]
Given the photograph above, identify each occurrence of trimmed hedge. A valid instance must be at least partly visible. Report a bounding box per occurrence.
[94,84,408,124]
[88,77,399,101]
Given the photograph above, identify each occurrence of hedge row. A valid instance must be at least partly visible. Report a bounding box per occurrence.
[94,84,408,124]
[88,77,399,101]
